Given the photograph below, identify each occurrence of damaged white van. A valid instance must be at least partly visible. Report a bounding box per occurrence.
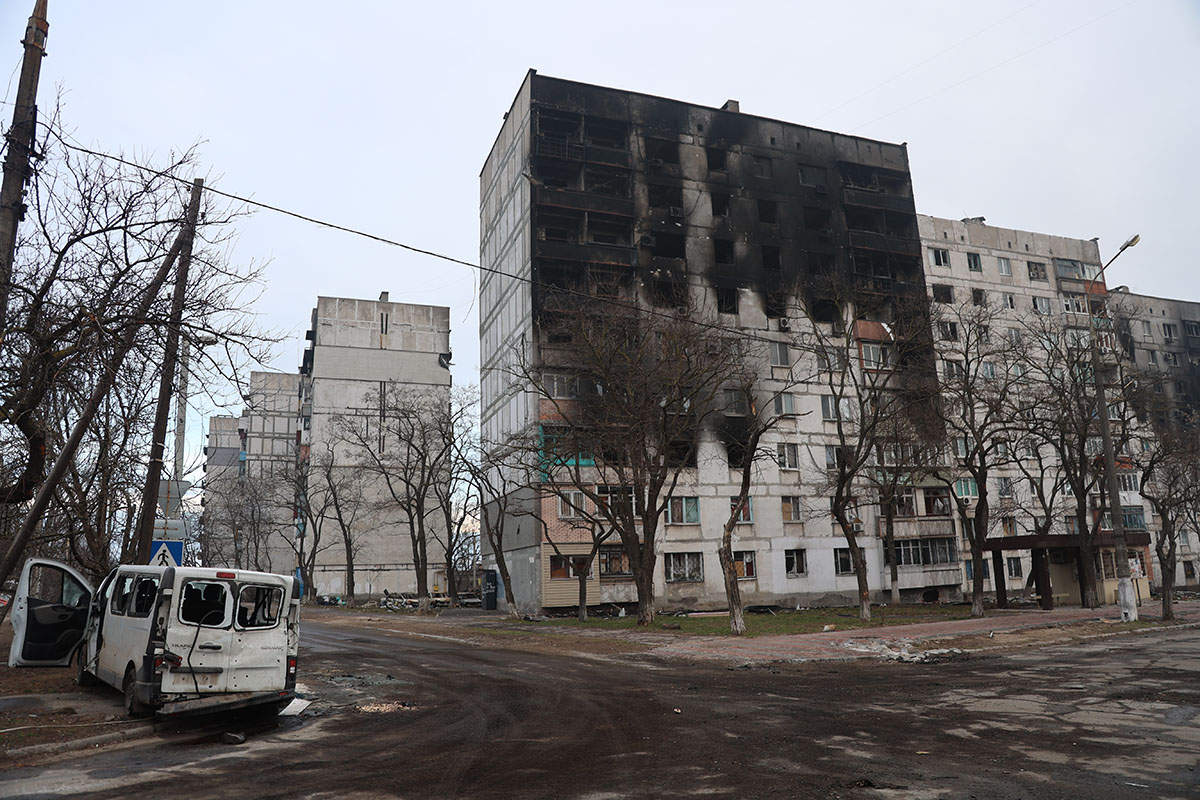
[7,559,300,718]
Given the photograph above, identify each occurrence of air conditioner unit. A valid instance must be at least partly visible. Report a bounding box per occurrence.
[777,318,791,331]
[669,206,683,218]
[852,521,865,533]
[650,157,665,168]
[640,234,657,248]
[815,185,828,195]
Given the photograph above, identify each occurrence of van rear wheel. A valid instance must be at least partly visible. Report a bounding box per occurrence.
[123,666,151,718]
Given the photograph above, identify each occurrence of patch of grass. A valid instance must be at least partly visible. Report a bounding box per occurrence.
[527,605,974,637]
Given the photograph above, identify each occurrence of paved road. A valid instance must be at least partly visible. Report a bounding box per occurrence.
[3,618,1198,799]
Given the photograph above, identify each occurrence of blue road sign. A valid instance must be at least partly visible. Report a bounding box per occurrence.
[149,539,184,567]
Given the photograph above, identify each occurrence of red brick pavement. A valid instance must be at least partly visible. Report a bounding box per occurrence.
[654,599,1200,664]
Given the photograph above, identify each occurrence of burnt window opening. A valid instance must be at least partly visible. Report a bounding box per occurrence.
[711,192,730,218]
[538,211,583,243]
[764,291,788,319]
[714,238,735,265]
[762,245,781,270]
[803,207,831,230]
[584,168,630,197]
[853,252,893,279]
[645,137,680,165]
[717,286,739,314]
[845,207,882,233]
[706,147,726,171]
[667,438,698,468]
[810,254,835,277]
[972,288,987,307]
[758,200,778,224]
[538,111,582,140]
[798,164,827,187]
[726,440,748,469]
[539,162,581,190]
[648,231,686,259]
[584,117,628,149]
[588,219,632,247]
[650,279,688,309]
[839,163,909,196]
[752,156,773,178]
[932,284,954,304]
[587,268,632,300]
[810,299,840,324]
[648,183,684,209]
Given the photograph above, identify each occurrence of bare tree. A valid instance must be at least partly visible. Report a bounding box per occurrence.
[430,386,479,606]
[928,296,1026,617]
[790,278,938,622]
[514,293,751,626]
[469,436,535,615]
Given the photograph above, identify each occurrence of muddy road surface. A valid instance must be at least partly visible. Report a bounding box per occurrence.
[3,618,1198,799]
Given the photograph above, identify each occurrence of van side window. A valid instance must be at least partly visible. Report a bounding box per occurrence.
[180,581,230,627]
[236,585,283,629]
[111,574,136,616]
[129,577,160,618]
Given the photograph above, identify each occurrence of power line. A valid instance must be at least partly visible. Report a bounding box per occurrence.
[810,0,1044,125]
[46,129,810,349]
[851,0,1138,134]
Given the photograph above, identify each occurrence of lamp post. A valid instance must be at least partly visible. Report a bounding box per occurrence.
[1086,233,1140,621]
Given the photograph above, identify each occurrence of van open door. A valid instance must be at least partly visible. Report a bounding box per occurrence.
[7,558,93,667]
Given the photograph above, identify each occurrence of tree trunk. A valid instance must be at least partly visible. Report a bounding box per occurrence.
[342,535,356,604]
[718,523,746,636]
[885,508,900,606]
[970,546,985,618]
[1157,519,1176,622]
[577,569,589,622]
[835,515,871,622]
[633,562,655,626]
[1075,501,1099,608]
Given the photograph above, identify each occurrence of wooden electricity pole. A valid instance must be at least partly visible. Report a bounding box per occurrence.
[134,178,204,563]
[0,1,49,336]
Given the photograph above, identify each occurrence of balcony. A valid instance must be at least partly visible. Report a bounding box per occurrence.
[535,239,636,267]
[847,230,922,257]
[843,188,915,215]
[876,517,956,539]
[536,186,634,217]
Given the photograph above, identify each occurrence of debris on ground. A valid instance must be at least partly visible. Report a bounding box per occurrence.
[355,702,417,713]
[220,732,246,745]
[841,639,966,663]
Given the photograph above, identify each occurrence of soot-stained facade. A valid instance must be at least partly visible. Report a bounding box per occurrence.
[480,71,935,613]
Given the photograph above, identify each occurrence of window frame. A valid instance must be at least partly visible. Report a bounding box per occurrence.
[785,548,807,577]
[664,552,704,583]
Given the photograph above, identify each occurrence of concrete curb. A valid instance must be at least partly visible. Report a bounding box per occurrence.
[3,721,155,759]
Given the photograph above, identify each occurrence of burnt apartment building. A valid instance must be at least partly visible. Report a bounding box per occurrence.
[479,71,932,613]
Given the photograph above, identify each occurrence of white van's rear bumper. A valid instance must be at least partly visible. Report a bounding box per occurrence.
[158,690,294,719]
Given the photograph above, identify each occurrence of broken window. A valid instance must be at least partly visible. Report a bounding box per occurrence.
[785,548,807,576]
[931,284,953,304]
[761,245,781,270]
[598,547,632,577]
[706,147,726,171]
[110,573,136,615]
[777,443,800,470]
[539,162,581,189]
[714,238,734,264]
[972,288,986,307]
[929,248,951,267]
[758,200,778,224]
[710,192,730,218]
[236,584,283,629]
[764,291,788,319]
[716,286,739,314]
[549,555,592,580]
[650,279,687,309]
[939,321,959,341]
[648,232,686,259]
[752,156,773,177]
[803,207,831,230]
[664,552,704,583]
[584,117,628,149]
[923,487,952,516]
[834,548,855,575]
[645,137,679,165]
[180,580,231,628]
[129,577,160,618]
[733,551,757,579]
[798,165,826,187]
[1027,261,1047,281]
[730,497,754,523]
[1032,296,1052,315]
[782,498,803,524]
[538,210,583,243]
[648,183,683,209]
[588,218,631,246]
[967,252,982,272]
[584,168,629,197]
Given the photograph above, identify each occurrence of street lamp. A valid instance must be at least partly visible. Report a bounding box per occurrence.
[1085,233,1140,621]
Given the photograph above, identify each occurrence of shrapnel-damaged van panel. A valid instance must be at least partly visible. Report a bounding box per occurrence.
[8,559,300,718]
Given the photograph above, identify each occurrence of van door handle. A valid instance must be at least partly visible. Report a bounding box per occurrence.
[198,642,223,651]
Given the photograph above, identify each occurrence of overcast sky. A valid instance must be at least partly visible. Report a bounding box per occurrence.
[2,0,1197,447]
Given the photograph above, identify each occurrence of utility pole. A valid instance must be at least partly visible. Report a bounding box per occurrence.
[0,0,49,336]
[134,178,204,563]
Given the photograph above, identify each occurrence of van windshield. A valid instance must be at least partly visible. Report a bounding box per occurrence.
[237,585,283,629]
[180,580,230,627]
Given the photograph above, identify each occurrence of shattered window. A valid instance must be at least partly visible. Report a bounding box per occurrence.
[180,580,231,628]
[236,584,283,629]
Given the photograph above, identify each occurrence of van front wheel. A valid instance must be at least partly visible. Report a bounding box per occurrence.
[123,666,151,718]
